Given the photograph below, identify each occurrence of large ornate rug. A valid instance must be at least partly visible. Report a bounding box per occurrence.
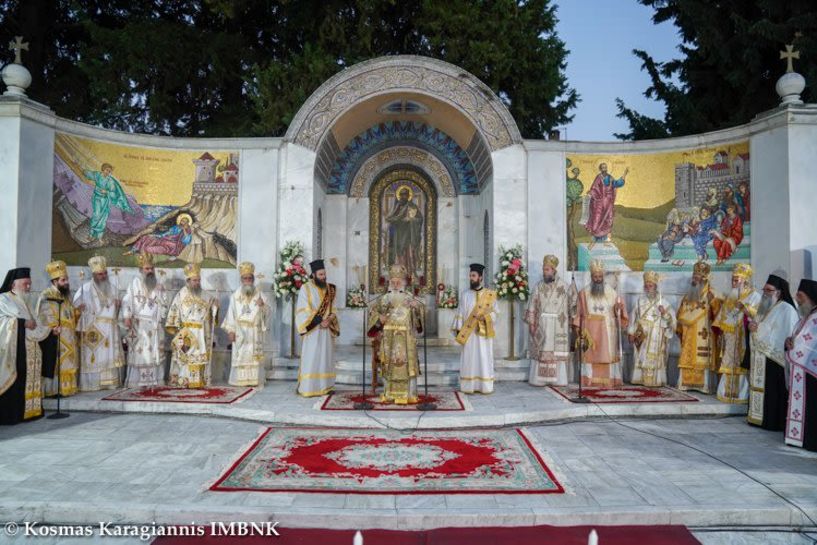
[318,391,468,411]
[210,427,563,494]
[102,386,255,404]
[550,385,699,404]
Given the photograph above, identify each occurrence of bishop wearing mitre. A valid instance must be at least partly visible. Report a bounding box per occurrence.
[166,263,217,388]
[368,265,423,404]
[122,252,168,387]
[36,260,80,397]
[453,263,498,394]
[573,259,628,387]
[221,262,270,387]
[73,256,125,391]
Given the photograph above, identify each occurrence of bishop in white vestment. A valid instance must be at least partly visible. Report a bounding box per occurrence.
[627,271,676,387]
[713,263,761,404]
[453,263,498,394]
[222,262,270,387]
[166,263,216,388]
[524,255,570,386]
[0,268,51,424]
[122,253,169,387]
[73,256,124,391]
[748,274,798,429]
[295,259,339,397]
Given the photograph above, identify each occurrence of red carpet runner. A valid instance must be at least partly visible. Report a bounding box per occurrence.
[550,385,699,403]
[153,524,701,544]
[102,386,254,404]
[320,391,466,411]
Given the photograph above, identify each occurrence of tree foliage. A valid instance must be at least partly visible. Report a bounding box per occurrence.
[0,0,577,139]
[616,0,817,140]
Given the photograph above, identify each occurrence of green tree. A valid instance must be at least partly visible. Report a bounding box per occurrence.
[616,0,817,140]
[1,0,577,139]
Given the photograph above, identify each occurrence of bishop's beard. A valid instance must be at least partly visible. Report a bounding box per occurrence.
[94,278,112,297]
[729,287,741,300]
[590,280,605,297]
[57,284,71,297]
[687,282,704,301]
[241,284,256,297]
[143,272,157,291]
[758,293,777,317]
[188,285,202,297]
[543,274,555,284]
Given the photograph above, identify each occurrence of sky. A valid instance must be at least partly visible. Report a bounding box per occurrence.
[554,0,683,141]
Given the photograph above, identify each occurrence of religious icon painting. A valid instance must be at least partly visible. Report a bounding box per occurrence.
[565,142,750,273]
[52,132,240,268]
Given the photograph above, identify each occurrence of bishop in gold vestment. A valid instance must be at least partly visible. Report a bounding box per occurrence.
[676,261,722,393]
[369,265,423,404]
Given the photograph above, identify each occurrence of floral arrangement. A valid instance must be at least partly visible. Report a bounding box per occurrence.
[494,245,530,301]
[273,240,308,298]
[346,285,367,308]
[436,284,458,309]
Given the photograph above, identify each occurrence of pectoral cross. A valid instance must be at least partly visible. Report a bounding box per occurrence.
[9,36,28,65]
[780,44,800,73]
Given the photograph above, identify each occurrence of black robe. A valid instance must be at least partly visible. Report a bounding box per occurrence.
[760,359,788,431]
[0,318,27,425]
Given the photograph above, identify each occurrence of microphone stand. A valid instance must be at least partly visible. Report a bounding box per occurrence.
[355,292,387,410]
[47,298,69,419]
[414,297,435,411]
[571,273,590,404]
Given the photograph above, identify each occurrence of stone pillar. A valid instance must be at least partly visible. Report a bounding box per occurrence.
[0,97,56,289]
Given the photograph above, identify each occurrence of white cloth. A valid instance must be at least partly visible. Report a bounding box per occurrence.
[166,287,214,388]
[122,277,169,387]
[453,289,498,394]
[786,310,817,447]
[714,288,761,403]
[295,281,337,397]
[627,294,676,387]
[73,281,124,391]
[524,279,570,386]
[221,287,270,387]
[748,300,798,425]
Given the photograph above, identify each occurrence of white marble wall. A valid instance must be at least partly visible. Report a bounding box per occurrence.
[785,108,817,285]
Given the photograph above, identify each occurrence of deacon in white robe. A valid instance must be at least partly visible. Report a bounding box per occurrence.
[295,259,339,397]
[0,268,51,424]
[713,263,761,404]
[73,256,124,391]
[122,253,169,387]
[524,255,570,386]
[573,260,628,387]
[785,279,817,451]
[453,263,498,394]
[166,263,217,388]
[36,261,80,397]
[222,262,270,387]
[748,273,798,430]
[627,271,676,387]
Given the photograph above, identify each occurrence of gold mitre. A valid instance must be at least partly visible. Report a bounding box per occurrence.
[46,260,67,280]
[643,270,660,284]
[732,263,753,280]
[389,264,408,280]
[88,255,107,274]
[137,252,154,268]
[183,263,201,279]
[693,261,711,278]
[589,259,605,274]
[239,262,255,276]
[542,254,559,268]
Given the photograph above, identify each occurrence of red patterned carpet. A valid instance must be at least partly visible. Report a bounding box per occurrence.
[153,525,701,544]
[102,386,255,404]
[550,385,699,403]
[320,391,466,411]
[210,427,563,494]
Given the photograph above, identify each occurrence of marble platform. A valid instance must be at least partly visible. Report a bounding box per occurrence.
[0,412,815,536]
[42,382,747,429]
